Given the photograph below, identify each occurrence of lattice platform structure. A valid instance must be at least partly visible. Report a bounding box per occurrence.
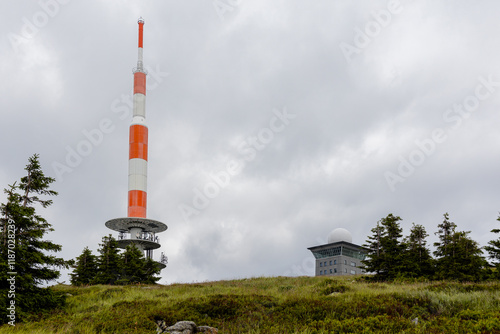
[106,217,168,269]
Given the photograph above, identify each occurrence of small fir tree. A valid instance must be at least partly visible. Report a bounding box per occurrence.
[362,214,405,281]
[484,215,500,278]
[94,235,122,284]
[70,247,98,286]
[120,244,146,284]
[433,213,458,279]
[401,223,434,279]
[362,222,385,276]
[434,213,487,281]
[142,257,162,284]
[452,231,488,281]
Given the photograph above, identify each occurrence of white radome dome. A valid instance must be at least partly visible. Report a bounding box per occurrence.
[327,228,352,244]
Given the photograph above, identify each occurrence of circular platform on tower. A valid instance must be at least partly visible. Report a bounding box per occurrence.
[105,217,167,233]
[116,238,161,250]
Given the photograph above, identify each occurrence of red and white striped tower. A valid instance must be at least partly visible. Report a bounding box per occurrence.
[106,18,168,270]
[128,17,148,219]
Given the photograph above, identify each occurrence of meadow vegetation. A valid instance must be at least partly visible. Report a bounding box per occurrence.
[1,276,500,333]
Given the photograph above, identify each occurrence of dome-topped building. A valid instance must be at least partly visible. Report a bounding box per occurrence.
[308,227,368,276]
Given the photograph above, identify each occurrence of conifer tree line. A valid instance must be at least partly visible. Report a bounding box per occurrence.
[69,235,161,286]
[362,213,500,281]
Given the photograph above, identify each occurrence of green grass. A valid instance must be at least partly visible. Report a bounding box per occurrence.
[2,276,500,333]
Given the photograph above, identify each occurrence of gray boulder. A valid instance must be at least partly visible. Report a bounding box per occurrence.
[155,320,218,334]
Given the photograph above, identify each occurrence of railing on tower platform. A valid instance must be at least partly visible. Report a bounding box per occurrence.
[117,231,160,243]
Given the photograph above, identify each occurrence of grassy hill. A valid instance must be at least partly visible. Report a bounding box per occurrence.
[1,276,500,333]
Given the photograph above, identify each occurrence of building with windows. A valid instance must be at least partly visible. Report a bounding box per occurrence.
[308,228,368,276]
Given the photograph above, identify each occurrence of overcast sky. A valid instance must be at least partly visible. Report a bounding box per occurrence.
[2,1,500,284]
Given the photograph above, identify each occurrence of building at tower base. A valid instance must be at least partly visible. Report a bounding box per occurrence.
[308,228,368,276]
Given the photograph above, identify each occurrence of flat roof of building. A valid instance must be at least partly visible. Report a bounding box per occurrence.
[307,240,370,252]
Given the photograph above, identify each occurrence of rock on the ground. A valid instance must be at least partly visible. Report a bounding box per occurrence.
[155,320,218,334]
[197,326,218,333]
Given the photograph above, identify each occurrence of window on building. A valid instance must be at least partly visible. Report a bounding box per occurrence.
[334,268,337,273]
[330,269,333,274]
[344,260,347,265]
[351,262,356,267]
[334,260,337,265]
[329,260,332,265]
[344,268,347,273]
[311,246,342,258]
[350,270,356,275]
[320,270,323,275]
[324,261,327,267]
[320,262,323,267]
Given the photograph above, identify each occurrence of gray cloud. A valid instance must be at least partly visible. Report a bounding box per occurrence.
[1,0,500,284]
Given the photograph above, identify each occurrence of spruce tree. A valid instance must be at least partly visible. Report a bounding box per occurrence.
[94,235,122,284]
[433,213,458,279]
[70,247,98,286]
[0,154,67,323]
[434,213,487,281]
[484,215,500,278]
[362,214,405,281]
[380,213,405,280]
[142,257,162,284]
[120,244,146,284]
[362,222,385,277]
[452,231,488,281]
[401,223,434,279]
